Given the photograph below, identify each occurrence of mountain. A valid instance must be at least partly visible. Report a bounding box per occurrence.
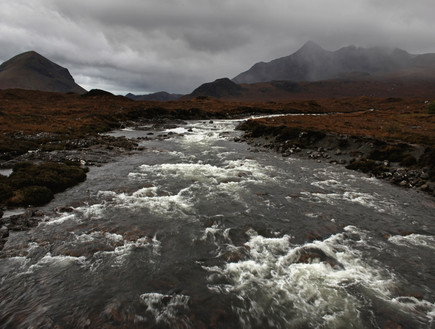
[0,51,86,94]
[183,79,435,101]
[126,91,183,101]
[233,41,435,84]
[187,78,244,99]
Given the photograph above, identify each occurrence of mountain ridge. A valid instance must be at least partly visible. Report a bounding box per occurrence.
[233,42,435,84]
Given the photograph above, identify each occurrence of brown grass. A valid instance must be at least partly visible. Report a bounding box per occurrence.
[255,99,435,145]
[0,89,433,147]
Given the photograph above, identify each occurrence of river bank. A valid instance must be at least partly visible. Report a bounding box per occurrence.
[236,111,435,197]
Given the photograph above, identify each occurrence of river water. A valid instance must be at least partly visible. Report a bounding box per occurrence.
[1,119,434,328]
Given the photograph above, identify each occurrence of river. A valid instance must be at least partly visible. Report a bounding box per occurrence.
[1,118,434,328]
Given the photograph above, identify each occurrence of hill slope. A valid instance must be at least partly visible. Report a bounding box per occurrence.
[125,91,183,101]
[185,78,244,99]
[0,51,86,94]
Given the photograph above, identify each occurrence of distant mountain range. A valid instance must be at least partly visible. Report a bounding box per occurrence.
[125,91,183,101]
[184,77,435,101]
[2,43,435,100]
[233,41,435,84]
[0,51,86,94]
[184,42,435,100]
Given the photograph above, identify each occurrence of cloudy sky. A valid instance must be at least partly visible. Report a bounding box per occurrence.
[1,0,434,95]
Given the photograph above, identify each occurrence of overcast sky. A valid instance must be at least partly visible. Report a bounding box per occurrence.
[1,0,434,95]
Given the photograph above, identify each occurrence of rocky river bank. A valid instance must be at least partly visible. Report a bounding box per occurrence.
[0,136,138,250]
[236,119,435,197]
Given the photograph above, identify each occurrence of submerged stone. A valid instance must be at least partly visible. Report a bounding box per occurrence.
[295,247,344,269]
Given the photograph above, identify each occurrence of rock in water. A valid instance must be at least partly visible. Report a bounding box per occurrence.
[295,247,344,269]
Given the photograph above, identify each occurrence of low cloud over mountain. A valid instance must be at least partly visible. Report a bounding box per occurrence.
[233,42,435,84]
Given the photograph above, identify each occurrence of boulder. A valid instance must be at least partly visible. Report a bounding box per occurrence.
[295,247,344,269]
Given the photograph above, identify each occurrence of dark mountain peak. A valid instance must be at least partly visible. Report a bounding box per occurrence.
[189,77,243,98]
[16,50,41,58]
[8,50,40,59]
[0,51,86,94]
[2,51,57,70]
[81,89,113,97]
[214,77,237,85]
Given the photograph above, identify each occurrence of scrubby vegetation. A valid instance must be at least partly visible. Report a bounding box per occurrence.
[8,186,54,207]
[0,161,87,207]
[428,101,435,114]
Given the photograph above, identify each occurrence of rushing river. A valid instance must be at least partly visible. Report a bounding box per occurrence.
[1,119,434,329]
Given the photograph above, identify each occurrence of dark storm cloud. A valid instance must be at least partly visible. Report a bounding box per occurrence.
[1,0,435,94]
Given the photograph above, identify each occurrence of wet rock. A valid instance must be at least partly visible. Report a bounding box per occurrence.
[381,319,404,329]
[123,228,154,242]
[0,225,9,239]
[3,210,39,231]
[305,231,323,242]
[57,206,74,213]
[52,242,116,258]
[420,184,429,191]
[346,158,388,176]
[295,247,344,269]
[339,159,347,165]
[221,245,250,263]
[101,299,134,324]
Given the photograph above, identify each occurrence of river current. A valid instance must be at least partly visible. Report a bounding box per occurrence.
[1,119,434,328]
